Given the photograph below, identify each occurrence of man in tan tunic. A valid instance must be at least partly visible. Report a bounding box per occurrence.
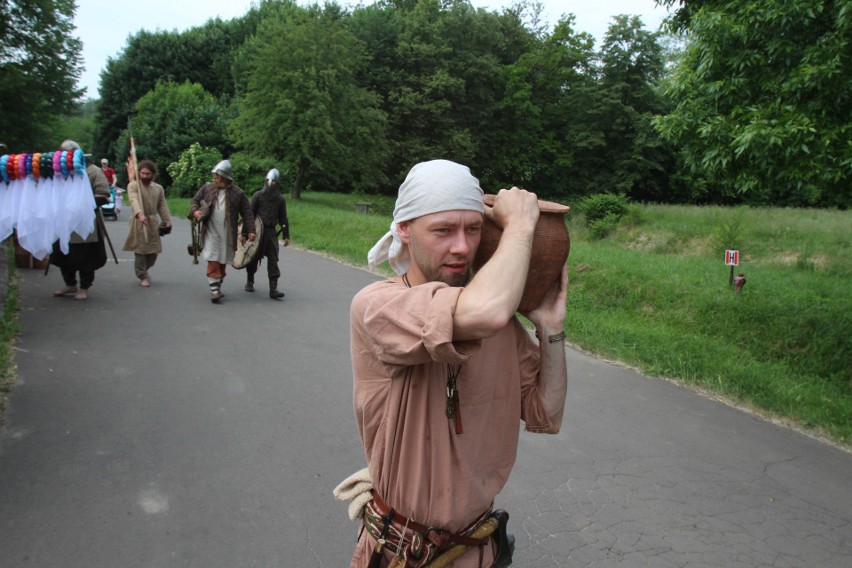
[345,159,568,567]
[122,160,172,287]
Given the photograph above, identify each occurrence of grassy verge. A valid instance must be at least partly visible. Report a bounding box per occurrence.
[169,194,852,448]
[567,204,851,447]
[0,243,21,420]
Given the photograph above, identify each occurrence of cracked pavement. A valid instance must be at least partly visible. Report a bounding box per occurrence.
[1,220,850,567]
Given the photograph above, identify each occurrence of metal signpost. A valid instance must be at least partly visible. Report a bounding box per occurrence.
[725,249,739,286]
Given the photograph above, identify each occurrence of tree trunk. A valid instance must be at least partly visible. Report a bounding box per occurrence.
[291,157,308,200]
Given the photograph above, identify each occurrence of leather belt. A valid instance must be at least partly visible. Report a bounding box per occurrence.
[370,490,490,548]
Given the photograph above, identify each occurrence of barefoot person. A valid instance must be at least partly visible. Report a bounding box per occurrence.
[122,160,172,287]
[50,140,111,301]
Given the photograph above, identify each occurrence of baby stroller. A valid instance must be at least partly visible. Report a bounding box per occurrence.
[101,187,120,221]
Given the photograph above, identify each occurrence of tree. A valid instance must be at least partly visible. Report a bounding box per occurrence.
[433,1,508,180]
[655,0,852,207]
[55,99,98,155]
[0,0,84,149]
[93,13,265,161]
[488,14,598,199]
[373,0,500,183]
[115,81,229,188]
[231,3,389,198]
[94,30,186,162]
[595,15,674,201]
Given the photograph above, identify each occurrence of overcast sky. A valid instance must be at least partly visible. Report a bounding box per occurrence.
[74,0,671,98]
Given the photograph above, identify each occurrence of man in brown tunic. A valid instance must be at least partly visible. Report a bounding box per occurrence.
[122,160,172,287]
[189,160,255,303]
[344,159,568,567]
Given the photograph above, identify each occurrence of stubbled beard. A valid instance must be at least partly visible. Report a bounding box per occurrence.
[435,269,471,288]
[408,231,473,287]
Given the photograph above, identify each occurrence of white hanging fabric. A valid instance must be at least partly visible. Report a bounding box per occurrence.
[0,149,97,259]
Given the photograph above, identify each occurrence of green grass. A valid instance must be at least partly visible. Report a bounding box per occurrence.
[566,204,852,446]
[167,197,191,220]
[284,193,396,270]
[0,243,21,419]
[152,195,852,448]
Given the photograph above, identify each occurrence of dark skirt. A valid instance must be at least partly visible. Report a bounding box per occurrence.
[50,227,107,272]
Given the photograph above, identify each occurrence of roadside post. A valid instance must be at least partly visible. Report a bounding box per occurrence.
[725,249,739,287]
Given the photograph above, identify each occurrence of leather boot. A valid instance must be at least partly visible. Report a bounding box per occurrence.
[245,280,255,292]
[269,279,285,299]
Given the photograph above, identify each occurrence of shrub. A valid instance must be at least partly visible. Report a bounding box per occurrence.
[580,193,630,226]
[589,214,622,239]
[167,143,222,197]
[710,206,748,252]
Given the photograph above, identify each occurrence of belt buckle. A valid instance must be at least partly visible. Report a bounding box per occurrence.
[423,526,449,548]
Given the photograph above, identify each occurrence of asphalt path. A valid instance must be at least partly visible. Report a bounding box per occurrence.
[1,217,850,568]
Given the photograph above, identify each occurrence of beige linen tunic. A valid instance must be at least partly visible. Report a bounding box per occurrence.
[201,190,233,264]
[349,279,556,567]
[122,180,171,254]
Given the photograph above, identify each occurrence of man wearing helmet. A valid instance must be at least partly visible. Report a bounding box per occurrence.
[189,159,255,303]
[244,168,290,299]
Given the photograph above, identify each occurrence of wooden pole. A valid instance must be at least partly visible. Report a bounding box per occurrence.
[425,517,499,568]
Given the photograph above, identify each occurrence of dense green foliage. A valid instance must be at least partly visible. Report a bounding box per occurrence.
[54,99,98,155]
[167,143,223,198]
[656,0,852,207]
[86,0,850,208]
[91,0,675,202]
[232,2,389,198]
[114,81,229,188]
[0,0,84,150]
[93,15,262,162]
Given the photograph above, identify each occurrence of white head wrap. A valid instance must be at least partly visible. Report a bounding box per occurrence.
[367,159,484,274]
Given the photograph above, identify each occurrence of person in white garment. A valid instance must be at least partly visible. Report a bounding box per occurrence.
[189,160,255,303]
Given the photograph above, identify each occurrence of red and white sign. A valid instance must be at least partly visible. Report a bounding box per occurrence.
[725,250,739,266]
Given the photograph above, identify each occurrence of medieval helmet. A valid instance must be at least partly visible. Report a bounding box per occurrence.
[211,159,233,180]
[265,168,280,183]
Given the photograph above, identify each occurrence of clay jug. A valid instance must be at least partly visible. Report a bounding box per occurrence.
[473,194,570,313]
